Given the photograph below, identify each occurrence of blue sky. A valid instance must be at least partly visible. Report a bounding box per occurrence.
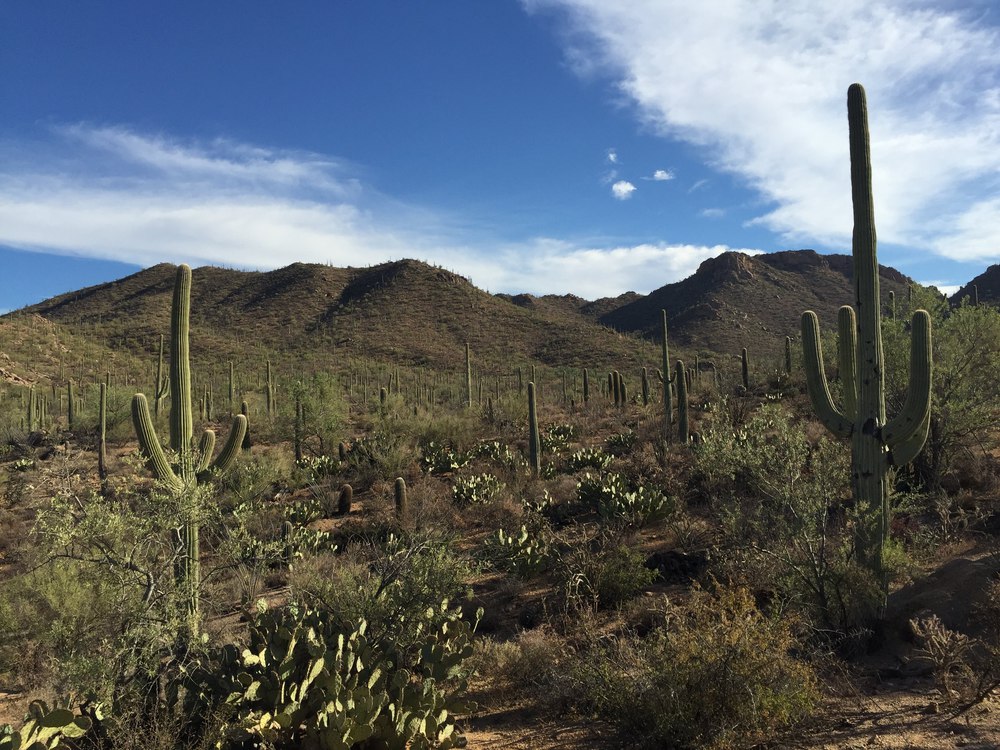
[2,1,999,310]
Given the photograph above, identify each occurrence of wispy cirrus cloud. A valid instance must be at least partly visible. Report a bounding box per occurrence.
[525,0,1000,263]
[0,124,749,296]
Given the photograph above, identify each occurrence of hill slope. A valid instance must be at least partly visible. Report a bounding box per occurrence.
[951,264,1000,306]
[16,250,930,382]
[22,260,658,375]
[600,250,913,358]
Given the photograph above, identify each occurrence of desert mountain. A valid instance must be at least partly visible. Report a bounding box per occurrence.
[21,260,656,374]
[15,250,923,380]
[600,250,914,358]
[951,264,1000,306]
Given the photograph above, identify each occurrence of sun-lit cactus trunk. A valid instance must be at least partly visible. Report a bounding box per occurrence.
[465,342,472,409]
[801,85,932,594]
[98,382,108,487]
[741,348,750,390]
[66,380,75,431]
[784,336,793,374]
[675,360,688,443]
[169,267,194,474]
[528,381,540,476]
[26,385,34,432]
[661,310,673,439]
[582,367,589,403]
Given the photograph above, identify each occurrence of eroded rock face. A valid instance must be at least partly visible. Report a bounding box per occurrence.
[696,251,757,284]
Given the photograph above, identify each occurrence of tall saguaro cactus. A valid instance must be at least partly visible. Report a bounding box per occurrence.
[801,85,931,590]
[131,264,248,636]
[661,310,674,439]
[527,381,541,477]
[465,342,473,409]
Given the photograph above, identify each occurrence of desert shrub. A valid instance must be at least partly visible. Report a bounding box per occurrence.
[280,373,348,455]
[549,586,817,749]
[289,533,474,653]
[216,453,289,510]
[694,403,887,635]
[344,428,413,490]
[553,535,656,611]
[471,627,568,694]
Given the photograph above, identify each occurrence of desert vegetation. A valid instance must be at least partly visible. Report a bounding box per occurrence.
[0,85,999,750]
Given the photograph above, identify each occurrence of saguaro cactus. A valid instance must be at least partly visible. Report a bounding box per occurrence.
[661,310,674,439]
[801,85,931,590]
[265,360,276,416]
[582,368,590,404]
[784,336,793,374]
[131,264,248,635]
[741,348,750,391]
[528,381,541,477]
[675,360,689,443]
[66,380,75,431]
[98,382,108,486]
[465,342,473,409]
[394,477,408,519]
[154,334,169,417]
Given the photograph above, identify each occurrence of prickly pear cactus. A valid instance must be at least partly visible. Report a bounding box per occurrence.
[186,602,479,750]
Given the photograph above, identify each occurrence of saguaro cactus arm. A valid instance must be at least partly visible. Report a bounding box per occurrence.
[132,393,183,491]
[211,414,248,475]
[883,310,932,450]
[196,430,216,474]
[801,311,853,439]
[837,305,858,422]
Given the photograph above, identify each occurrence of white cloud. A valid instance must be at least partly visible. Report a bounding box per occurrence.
[607,148,619,164]
[461,240,757,297]
[611,180,637,199]
[0,125,757,297]
[525,0,1000,263]
[700,208,725,219]
[688,179,709,193]
[919,282,961,297]
[651,169,674,181]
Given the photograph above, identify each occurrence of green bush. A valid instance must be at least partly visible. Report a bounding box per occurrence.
[551,586,817,749]
[554,537,655,611]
